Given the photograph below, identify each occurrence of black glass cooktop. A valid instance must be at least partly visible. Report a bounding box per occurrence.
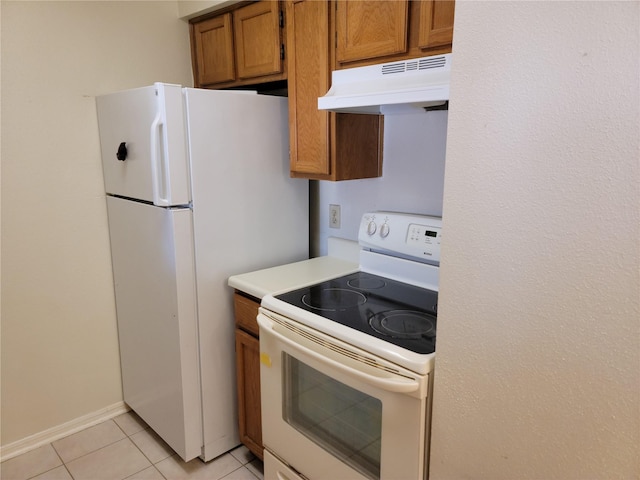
[275,272,438,354]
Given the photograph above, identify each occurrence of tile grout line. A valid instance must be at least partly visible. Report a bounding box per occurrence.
[22,443,71,480]
[122,427,169,480]
[54,438,145,480]
[50,420,127,468]
[14,413,262,480]
[51,445,75,480]
[45,418,152,480]
[109,419,165,480]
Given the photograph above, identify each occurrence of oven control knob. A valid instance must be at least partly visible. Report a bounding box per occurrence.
[380,223,390,238]
[367,221,377,236]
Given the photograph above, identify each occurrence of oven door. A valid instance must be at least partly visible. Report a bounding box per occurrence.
[258,309,431,480]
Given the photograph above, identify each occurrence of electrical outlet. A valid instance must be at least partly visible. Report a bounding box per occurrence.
[329,204,341,228]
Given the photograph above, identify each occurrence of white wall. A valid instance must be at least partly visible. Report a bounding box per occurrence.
[314,110,448,255]
[430,2,639,479]
[1,1,193,449]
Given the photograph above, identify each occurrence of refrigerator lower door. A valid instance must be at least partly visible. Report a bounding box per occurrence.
[106,196,202,461]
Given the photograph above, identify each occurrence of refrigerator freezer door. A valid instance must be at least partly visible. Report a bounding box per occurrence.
[106,196,202,461]
[97,84,190,206]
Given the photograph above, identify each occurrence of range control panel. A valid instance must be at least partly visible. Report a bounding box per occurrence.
[358,211,442,264]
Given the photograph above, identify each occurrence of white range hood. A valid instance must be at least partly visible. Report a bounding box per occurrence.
[318,54,451,115]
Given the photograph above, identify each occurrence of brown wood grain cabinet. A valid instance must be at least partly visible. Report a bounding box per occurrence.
[233,292,263,460]
[190,1,286,88]
[190,0,454,179]
[336,1,409,64]
[234,1,284,80]
[335,0,455,69]
[419,0,456,49]
[191,13,236,86]
[286,0,383,180]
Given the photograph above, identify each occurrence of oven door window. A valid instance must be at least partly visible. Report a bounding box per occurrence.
[282,353,382,480]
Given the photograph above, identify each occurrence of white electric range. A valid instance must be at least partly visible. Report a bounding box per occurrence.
[258,211,442,480]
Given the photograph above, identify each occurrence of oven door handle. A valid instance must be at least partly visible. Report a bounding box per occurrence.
[259,314,420,394]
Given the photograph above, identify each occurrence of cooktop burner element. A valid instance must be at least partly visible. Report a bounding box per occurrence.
[347,277,386,290]
[276,272,438,354]
[369,310,436,339]
[301,288,367,311]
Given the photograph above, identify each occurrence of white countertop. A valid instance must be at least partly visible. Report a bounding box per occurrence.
[228,255,359,300]
[228,237,360,299]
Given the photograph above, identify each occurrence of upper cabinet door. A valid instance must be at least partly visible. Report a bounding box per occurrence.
[192,13,235,85]
[286,0,331,176]
[234,1,283,79]
[334,0,454,70]
[419,0,455,49]
[336,0,409,64]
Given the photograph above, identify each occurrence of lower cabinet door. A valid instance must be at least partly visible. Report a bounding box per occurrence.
[235,328,263,460]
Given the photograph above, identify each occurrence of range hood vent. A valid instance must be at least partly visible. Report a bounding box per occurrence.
[318,54,451,115]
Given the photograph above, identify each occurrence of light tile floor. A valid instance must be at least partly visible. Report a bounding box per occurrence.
[1,412,263,480]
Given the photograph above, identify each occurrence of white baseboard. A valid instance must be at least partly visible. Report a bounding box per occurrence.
[0,401,130,462]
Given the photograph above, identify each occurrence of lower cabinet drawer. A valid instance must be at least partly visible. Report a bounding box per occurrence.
[234,293,260,336]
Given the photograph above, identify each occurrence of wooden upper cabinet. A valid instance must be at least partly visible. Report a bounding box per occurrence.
[190,1,286,88]
[335,0,454,69]
[419,0,455,49]
[192,13,235,85]
[234,1,283,79]
[286,0,331,176]
[286,0,383,180]
[336,1,408,64]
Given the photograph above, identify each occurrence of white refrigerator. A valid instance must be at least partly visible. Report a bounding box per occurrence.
[96,83,309,462]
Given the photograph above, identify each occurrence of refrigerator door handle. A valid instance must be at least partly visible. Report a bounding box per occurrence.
[150,112,170,206]
[117,142,128,161]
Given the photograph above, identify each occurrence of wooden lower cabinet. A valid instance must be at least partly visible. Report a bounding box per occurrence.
[233,293,263,460]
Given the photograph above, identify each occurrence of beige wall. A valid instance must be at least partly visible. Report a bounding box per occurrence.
[177,0,239,19]
[431,2,639,478]
[1,1,193,448]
